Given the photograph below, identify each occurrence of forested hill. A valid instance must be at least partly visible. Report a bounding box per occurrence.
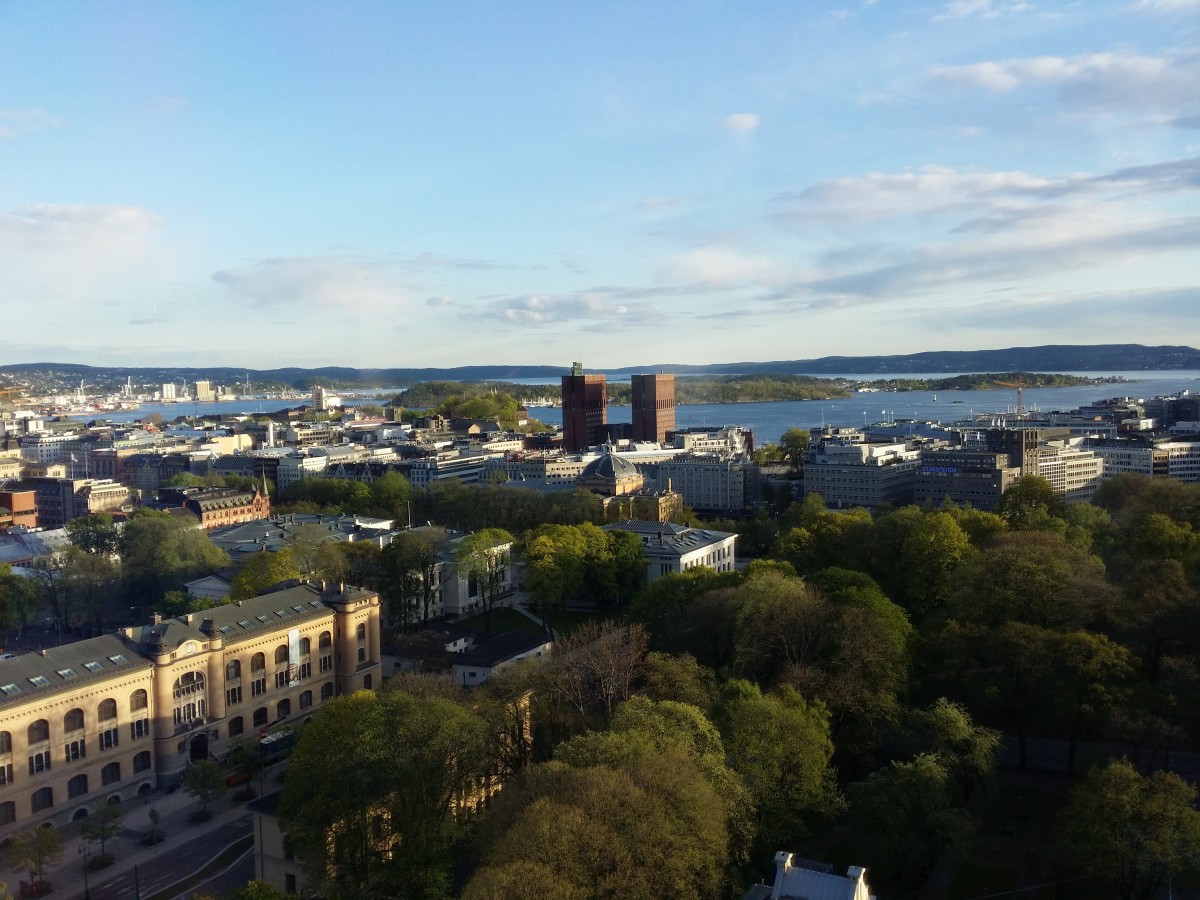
[2,344,1196,392]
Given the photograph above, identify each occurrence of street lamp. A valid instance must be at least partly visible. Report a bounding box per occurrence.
[78,843,92,900]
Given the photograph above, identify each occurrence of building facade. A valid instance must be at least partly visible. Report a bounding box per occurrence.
[0,581,381,839]
[561,363,607,452]
[630,373,676,443]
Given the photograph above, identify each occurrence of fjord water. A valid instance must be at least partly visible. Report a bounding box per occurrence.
[91,371,1200,444]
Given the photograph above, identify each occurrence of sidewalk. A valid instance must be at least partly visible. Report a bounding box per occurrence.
[37,765,283,900]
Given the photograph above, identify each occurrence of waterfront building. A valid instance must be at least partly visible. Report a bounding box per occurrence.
[630,373,676,443]
[561,362,607,452]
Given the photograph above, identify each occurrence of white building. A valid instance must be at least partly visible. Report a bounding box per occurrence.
[804,441,922,510]
[603,520,737,582]
[1036,438,1105,503]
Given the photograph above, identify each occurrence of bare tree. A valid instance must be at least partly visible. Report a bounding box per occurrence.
[546,621,649,727]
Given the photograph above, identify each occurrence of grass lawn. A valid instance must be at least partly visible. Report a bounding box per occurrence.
[456,607,545,636]
[544,608,614,636]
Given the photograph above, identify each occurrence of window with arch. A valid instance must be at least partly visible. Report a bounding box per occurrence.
[321,682,334,701]
[101,762,121,786]
[31,787,53,812]
[130,689,148,711]
[276,699,291,720]
[64,709,85,732]
[98,699,117,721]
[299,637,310,656]
[299,690,313,710]
[67,773,88,799]
[0,731,10,754]
[253,707,268,727]
[357,647,366,663]
[0,802,14,825]
[133,751,152,773]
[274,645,289,665]
[356,623,366,641]
[251,653,266,672]
[27,720,49,744]
[228,716,244,737]
[172,671,207,727]
[226,660,242,680]
[319,631,332,649]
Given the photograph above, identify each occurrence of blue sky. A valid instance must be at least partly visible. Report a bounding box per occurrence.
[1,1,1197,369]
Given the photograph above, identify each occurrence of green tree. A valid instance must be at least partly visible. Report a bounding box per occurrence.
[453,528,513,633]
[779,427,809,475]
[1052,630,1134,775]
[81,803,125,864]
[230,549,301,601]
[466,751,732,900]
[66,513,121,556]
[182,758,228,818]
[898,511,972,619]
[368,471,413,521]
[280,690,493,900]
[899,698,1000,802]
[228,883,290,900]
[120,508,230,600]
[1060,759,1200,900]
[8,823,63,886]
[714,679,843,856]
[946,530,1112,631]
[998,473,1064,528]
[847,754,971,890]
[0,564,40,641]
[227,737,271,798]
[281,524,332,576]
[380,528,448,630]
[636,652,718,710]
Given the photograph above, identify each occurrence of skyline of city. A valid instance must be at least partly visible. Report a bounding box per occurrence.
[2,2,1197,368]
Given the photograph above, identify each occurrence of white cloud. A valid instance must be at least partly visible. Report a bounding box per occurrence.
[930,49,1200,113]
[657,246,778,287]
[933,0,1033,20]
[1133,0,1200,13]
[212,256,409,314]
[0,108,61,139]
[719,113,760,134]
[492,290,637,326]
[0,204,163,300]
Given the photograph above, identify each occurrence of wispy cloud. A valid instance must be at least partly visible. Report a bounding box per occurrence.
[212,257,409,314]
[934,0,1034,21]
[0,108,62,139]
[1132,0,1200,13]
[657,246,778,287]
[0,204,163,300]
[930,49,1200,113]
[719,113,760,134]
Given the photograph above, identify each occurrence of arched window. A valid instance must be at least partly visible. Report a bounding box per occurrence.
[251,653,265,672]
[0,802,14,825]
[64,709,85,732]
[67,773,88,799]
[27,720,49,744]
[276,699,291,720]
[130,689,148,711]
[101,762,121,786]
[274,645,289,665]
[133,751,152,773]
[356,623,366,640]
[321,682,334,701]
[31,787,53,812]
[226,660,241,680]
[253,707,268,727]
[357,647,366,663]
[228,717,244,737]
[0,732,9,753]
[319,631,332,649]
[299,690,313,709]
[299,637,310,655]
[98,699,117,721]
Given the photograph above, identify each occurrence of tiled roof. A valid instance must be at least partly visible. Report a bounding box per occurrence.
[0,634,150,710]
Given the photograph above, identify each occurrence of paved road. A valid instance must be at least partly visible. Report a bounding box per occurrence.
[70,814,253,900]
[186,846,256,899]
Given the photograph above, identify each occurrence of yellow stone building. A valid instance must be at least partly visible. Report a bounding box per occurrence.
[0,581,381,839]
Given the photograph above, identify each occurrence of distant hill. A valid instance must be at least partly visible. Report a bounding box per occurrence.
[2,344,1197,390]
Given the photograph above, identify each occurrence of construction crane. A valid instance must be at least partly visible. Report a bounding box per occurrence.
[993,377,1027,417]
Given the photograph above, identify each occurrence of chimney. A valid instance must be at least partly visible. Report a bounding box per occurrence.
[152,612,162,625]
[847,866,865,882]
[771,852,793,900]
[39,649,48,657]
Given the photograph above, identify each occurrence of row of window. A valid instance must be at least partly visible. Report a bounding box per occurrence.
[0,753,153,821]
[224,632,340,682]
[4,692,149,751]
[225,683,334,736]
